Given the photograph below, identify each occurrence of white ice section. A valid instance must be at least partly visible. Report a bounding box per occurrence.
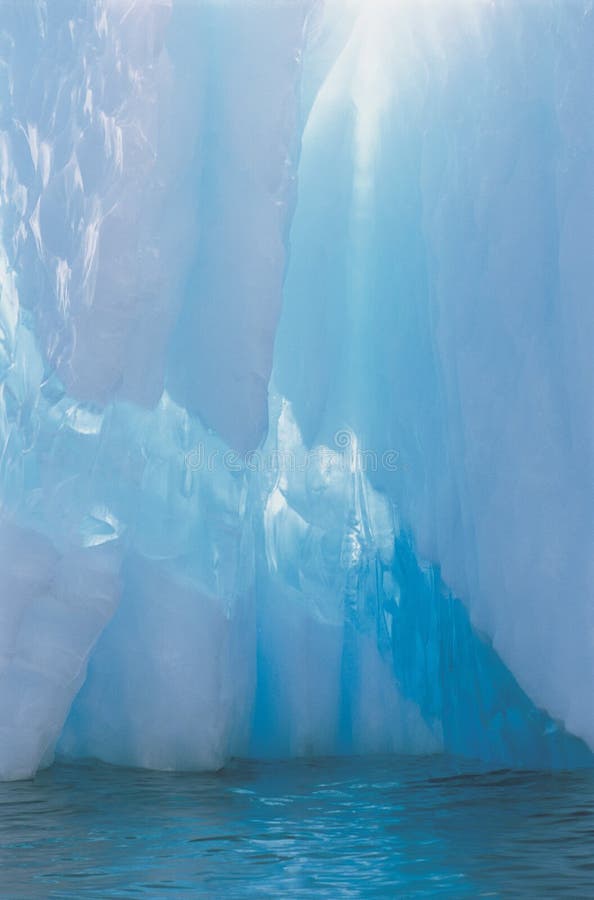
[166,0,313,451]
[59,557,255,771]
[274,0,594,749]
[0,523,120,781]
[0,0,189,407]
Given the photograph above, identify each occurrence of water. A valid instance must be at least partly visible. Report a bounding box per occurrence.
[1,756,593,898]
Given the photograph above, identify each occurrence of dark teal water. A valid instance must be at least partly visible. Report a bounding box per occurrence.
[1,756,593,898]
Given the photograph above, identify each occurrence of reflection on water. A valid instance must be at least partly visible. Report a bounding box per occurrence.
[1,755,593,897]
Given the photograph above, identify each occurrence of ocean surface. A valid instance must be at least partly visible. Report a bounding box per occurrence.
[1,755,593,898]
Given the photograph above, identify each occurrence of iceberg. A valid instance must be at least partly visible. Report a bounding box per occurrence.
[0,0,592,779]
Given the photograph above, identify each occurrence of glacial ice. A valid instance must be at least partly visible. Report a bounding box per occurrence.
[0,0,592,780]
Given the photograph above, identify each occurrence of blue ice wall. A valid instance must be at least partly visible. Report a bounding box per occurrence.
[0,0,592,779]
[271,0,594,756]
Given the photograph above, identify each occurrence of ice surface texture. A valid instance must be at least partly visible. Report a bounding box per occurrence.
[0,0,592,779]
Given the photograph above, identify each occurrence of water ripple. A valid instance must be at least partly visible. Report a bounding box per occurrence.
[0,756,593,897]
